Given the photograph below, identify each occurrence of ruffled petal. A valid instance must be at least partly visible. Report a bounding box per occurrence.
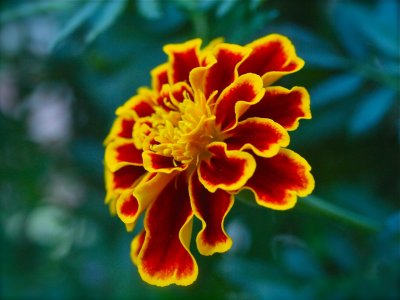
[117,172,172,227]
[214,73,265,131]
[189,171,234,255]
[198,142,256,193]
[105,138,143,172]
[151,63,169,92]
[157,82,194,109]
[137,174,198,286]
[142,151,186,173]
[203,43,251,99]
[164,39,202,84]
[116,90,155,117]
[224,117,289,157]
[106,165,146,192]
[240,86,311,130]
[199,37,224,65]
[238,34,304,86]
[131,230,146,265]
[116,190,139,224]
[104,113,136,145]
[104,165,146,215]
[243,149,314,210]
[188,62,216,98]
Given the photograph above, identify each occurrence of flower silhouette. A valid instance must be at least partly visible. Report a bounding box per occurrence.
[104,34,314,286]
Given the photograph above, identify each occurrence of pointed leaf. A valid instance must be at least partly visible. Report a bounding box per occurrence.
[50,1,101,50]
[311,73,364,108]
[0,2,70,24]
[85,0,127,44]
[216,0,239,17]
[348,88,396,135]
[137,0,162,19]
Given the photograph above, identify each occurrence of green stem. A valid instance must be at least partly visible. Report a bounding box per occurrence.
[237,192,382,232]
[191,11,208,41]
[299,195,382,232]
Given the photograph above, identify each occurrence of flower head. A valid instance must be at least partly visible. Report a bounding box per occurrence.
[104,34,314,286]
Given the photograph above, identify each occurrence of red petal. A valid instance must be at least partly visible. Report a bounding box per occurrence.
[198,142,256,193]
[189,171,234,255]
[164,39,202,84]
[132,172,174,215]
[224,117,289,157]
[117,172,173,226]
[243,149,314,210]
[157,82,194,110]
[151,63,169,92]
[204,43,251,100]
[111,165,146,190]
[142,151,186,173]
[116,190,139,224]
[137,174,198,286]
[131,231,146,265]
[104,166,146,215]
[105,139,143,171]
[199,37,224,65]
[238,34,304,86]
[214,73,264,131]
[240,86,311,130]
[104,114,135,145]
[116,91,155,118]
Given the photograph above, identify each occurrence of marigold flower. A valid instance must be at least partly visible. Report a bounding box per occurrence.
[104,34,315,287]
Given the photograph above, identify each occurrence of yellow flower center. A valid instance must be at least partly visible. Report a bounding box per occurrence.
[136,91,221,166]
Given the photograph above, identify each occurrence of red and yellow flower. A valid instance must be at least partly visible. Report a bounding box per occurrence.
[104,34,314,286]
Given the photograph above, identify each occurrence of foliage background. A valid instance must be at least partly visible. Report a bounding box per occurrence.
[1,0,399,299]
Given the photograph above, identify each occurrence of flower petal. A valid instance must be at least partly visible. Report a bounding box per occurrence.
[106,165,146,192]
[131,230,146,265]
[116,90,155,117]
[105,138,143,172]
[198,142,256,193]
[137,174,198,286]
[224,117,289,157]
[104,166,146,215]
[243,149,314,210]
[116,190,139,224]
[214,73,265,131]
[240,86,311,130]
[203,43,251,99]
[104,113,136,145]
[151,63,169,92]
[157,82,194,110]
[238,34,304,86]
[116,172,173,228]
[164,39,202,84]
[142,151,186,173]
[189,171,234,255]
[199,37,224,65]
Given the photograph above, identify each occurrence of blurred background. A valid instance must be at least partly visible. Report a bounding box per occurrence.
[0,0,399,299]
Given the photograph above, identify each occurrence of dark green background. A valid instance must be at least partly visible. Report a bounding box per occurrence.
[1,0,399,299]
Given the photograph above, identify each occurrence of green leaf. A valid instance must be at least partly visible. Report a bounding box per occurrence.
[85,0,128,44]
[330,2,366,58]
[216,0,240,17]
[0,1,70,24]
[137,0,162,20]
[331,2,399,59]
[249,0,265,10]
[50,1,101,50]
[348,88,396,135]
[173,0,217,12]
[311,73,364,108]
